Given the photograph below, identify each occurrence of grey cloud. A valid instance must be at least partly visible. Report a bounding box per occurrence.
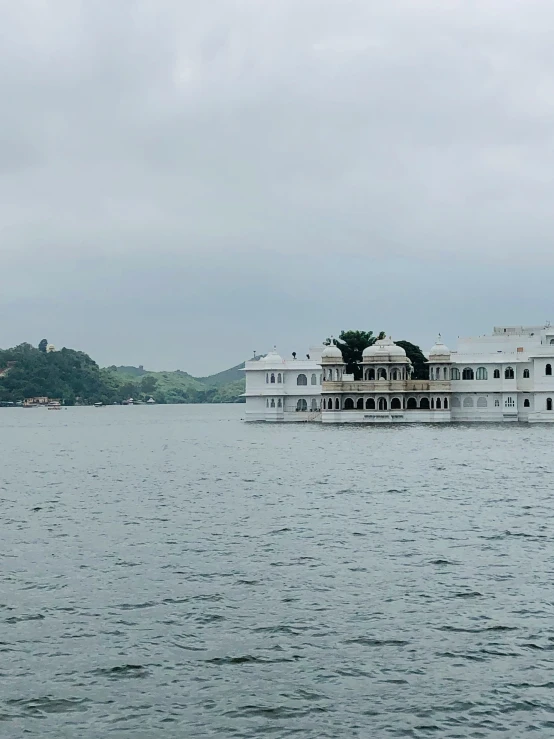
[1,1,554,372]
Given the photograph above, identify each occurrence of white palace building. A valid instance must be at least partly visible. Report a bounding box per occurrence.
[243,324,554,424]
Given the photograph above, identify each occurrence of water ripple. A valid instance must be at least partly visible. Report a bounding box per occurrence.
[2,406,554,738]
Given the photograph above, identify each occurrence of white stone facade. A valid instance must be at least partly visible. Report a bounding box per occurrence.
[243,325,554,423]
[242,348,324,422]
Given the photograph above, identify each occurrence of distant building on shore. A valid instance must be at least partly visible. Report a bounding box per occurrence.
[244,324,554,424]
[23,397,59,408]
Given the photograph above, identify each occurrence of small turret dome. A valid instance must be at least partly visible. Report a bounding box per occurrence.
[429,335,450,357]
[260,347,283,364]
[321,343,344,361]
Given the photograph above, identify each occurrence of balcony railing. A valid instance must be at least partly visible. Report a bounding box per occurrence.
[322,380,451,392]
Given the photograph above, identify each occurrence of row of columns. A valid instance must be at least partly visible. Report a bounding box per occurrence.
[322,396,451,411]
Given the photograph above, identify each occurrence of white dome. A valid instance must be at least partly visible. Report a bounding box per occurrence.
[321,343,343,360]
[362,344,379,358]
[388,344,407,357]
[429,335,450,357]
[363,337,407,361]
[260,348,283,364]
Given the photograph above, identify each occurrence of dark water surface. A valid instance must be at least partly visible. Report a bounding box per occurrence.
[2,405,554,737]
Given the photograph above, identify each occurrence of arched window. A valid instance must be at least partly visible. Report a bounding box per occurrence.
[297,374,307,386]
[270,373,275,384]
[335,398,340,410]
[378,397,388,411]
[356,398,364,409]
[463,397,474,407]
[391,397,401,410]
[451,367,460,380]
[462,368,474,380]
[548,398,553,411]
[344,398,354,410]
[336,369,341,381]
[270,398,275,407]
[377,368,387,380]
[551,339,554,345]
[311,373,317,385]
[431,398,435,409]
[277,373,282,383]
[505,367,515,379]
[476,367,488,380]
[266,373,269,384]
[407,397,417,409]
[266,398,269,407]
[420,397,430,409]
[296,398,307,411]
[451,396,461,408]
[277,398,282,407]
[443,367,448,380]
[366,398,375,409]
[477,397,487,408]
[436,398,441,409]
[547,364,552,376]
[430,367,434,380]
[523,369,530,379]
[311,399,317,411]
[443,398,448,409]
[494,399,500,407]
[365,368,375,381]
[391,369,398,381]
[493,369,500,379]
[524,399,530,408]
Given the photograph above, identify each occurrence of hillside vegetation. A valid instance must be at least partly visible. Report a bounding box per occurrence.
[195,362,246,387]
[108,365,246,404]
[0,343,246,405]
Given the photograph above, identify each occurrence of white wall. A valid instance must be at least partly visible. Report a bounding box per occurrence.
[322,410,451,424]
[244,358,323,421]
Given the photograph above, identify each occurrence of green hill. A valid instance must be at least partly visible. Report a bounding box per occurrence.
[106,363,246,404]
[0,343,112,405]
[196,362,246,387]
[112,365,148,378]
[0,344,246,405]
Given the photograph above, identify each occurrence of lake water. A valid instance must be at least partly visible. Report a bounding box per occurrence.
[2,405,554,737]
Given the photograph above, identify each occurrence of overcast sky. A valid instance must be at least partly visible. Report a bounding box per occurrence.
[2,1,554,374]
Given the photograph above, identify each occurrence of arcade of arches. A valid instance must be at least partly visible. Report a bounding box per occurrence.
[322,396,450,411]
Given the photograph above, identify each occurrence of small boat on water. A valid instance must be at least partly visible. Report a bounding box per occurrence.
[93,402,104,407]
[47,401,62,410]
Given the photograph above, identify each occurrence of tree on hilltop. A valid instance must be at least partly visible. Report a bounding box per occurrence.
[38,339,48,353]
